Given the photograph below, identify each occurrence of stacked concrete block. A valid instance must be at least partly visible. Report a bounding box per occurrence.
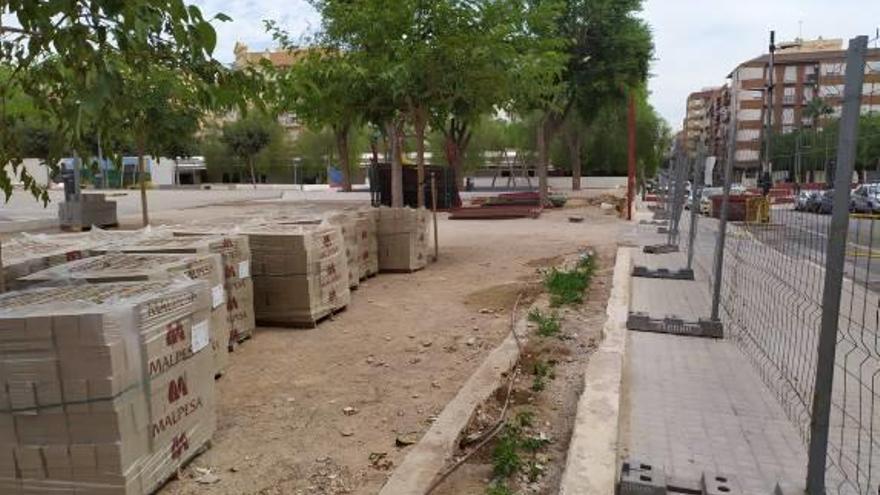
[58,194,118,230]
[354,209,379,279]
[324,212,360,289]
[244,224,350,327]
[167,223,349,327]
[101,235,256,349]
[18,253,230,377]
[0,280,216,495]
[1,234,97,291]
[376,207,430,273]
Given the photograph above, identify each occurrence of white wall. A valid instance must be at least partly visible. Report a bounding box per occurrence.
[3,158,52,187]
[150,157,177,186]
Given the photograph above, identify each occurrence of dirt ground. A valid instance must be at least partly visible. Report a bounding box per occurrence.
[152,200,625,495]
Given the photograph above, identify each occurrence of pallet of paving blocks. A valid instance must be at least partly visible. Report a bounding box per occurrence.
[1,233,97,292]
[0,280,216,495]
[353,208,379,279]
[234,224,351,328]
[98,235,256,348]
[376,207,430,273]
[323,212,361,290]
[18,253,231,377]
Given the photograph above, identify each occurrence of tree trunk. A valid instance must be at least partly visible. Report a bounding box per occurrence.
[413,107,428,208]
[248,157,257,189]
[566,129,583,191]
[335,125,352,192]
[387,120,404,207]
[137,142,149,227]
[536,121,549,206]
[537,114,563,206]
[443,134,463,208]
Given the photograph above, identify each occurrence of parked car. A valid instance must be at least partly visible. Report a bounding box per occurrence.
[850,183,880,213]
[795,190,819,212]
[699,187,724,216]
[818,190,834,214]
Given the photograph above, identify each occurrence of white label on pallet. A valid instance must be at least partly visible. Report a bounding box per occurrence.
[238,260,251,279]
[212,285,225,308]
[192,320,210,353]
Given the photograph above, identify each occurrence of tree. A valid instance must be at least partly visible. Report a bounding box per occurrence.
[1,0,230,202]
[221,116,274,188]
[270,41,367,192]
[511,0,653,205]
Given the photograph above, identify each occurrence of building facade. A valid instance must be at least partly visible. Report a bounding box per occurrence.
[727,38,880,178]
[683,88,719,158]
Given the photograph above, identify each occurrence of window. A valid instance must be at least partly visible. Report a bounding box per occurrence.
[784,66,797,83]
[821,62,846,76]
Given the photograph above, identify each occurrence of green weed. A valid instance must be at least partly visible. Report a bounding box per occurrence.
[543,254,596,307]
[486,483,514,495]
[527,308,561,337]
[531,360,555,392]
[492,426,523,477]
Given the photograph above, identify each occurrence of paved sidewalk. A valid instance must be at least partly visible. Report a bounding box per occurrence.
[619,216,808,494]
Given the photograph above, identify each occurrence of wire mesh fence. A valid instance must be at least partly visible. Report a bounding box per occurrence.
[676,123,880,495]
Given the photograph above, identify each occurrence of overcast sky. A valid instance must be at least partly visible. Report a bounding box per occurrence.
[103,2,880,130]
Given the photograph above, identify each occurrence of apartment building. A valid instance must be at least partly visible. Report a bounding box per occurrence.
[683,88,719,158]
[727,38,880,177]
[230,42,310,139]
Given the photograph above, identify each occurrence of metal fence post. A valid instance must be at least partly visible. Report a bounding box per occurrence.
[710,76,739,322]
[673,154,690,244]
[805,35,868,495]
[667,154,683,245]
[687,146,705,271]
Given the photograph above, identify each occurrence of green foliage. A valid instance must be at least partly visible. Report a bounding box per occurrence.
[544,255,596,306]
[551,85,669,178]
[768,112,880,182]
[527,308,561,337]
[1,0,234,202]
[492,425,524,478]
[220,116,274,185]
[531,360,555,392]
[204,117,294,183]
[486,483,514,495]
[490,418,551,485]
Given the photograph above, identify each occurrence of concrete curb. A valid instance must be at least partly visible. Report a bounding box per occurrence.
[379,309,531,495]
[558,247,633,495]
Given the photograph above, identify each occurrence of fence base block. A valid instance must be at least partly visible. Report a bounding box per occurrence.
[626,312,723,339]
[618,459,741,495]
[643,244,679,254]
[639,220,666,226]
[632,266,695,280]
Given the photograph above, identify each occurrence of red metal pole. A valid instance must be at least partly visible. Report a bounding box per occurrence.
[627,91,637,220]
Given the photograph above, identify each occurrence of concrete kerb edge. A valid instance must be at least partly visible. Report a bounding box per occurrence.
[558,246,633,495]
[378,302,534,495]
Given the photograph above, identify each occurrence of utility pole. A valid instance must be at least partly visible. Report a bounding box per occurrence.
[763,30,777,188]
[766,31,776,176]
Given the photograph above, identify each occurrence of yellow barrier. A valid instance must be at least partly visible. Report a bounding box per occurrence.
[745,197,770,224]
